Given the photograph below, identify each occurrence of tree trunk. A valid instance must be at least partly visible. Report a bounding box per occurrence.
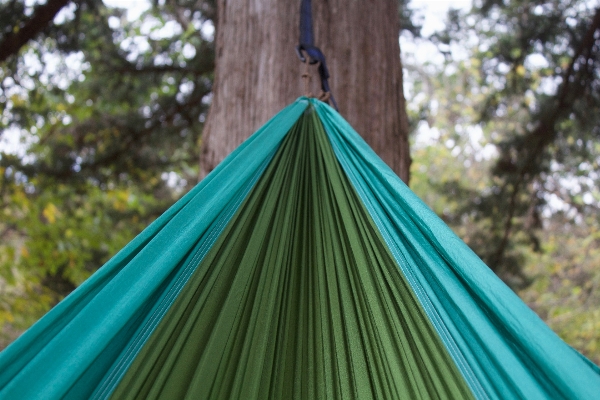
[201,0,411,183]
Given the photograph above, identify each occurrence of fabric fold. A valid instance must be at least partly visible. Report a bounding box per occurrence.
[1,98,599,400]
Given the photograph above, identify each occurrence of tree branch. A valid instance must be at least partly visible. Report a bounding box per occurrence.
[490,8,600,269]
[489,181,521,268]
[521,7,600,173]
[555,7,600,113]
[0,0,72,63]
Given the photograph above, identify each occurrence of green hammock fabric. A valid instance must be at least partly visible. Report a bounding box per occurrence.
[0,98,599,399]
[109,110,472,399]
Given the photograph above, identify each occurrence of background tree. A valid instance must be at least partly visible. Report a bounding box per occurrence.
[201,0,412,182]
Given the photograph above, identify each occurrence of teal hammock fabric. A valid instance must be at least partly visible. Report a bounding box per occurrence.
[0,98,599,399]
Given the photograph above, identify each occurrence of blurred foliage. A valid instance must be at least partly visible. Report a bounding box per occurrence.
[398,0,424,37]
[406,0,600,363]
[0,0,215,348]
[409,0,600,287]
[519,214,600,365]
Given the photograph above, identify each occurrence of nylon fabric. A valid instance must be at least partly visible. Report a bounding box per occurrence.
[313,98,600,399]
[0,100,308,399]
[109,109,474,400]
[88,155,272,400]
[1,97,599,399]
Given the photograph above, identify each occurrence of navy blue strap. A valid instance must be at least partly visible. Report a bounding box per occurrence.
[296,0,338,110]
[299,0,315,48]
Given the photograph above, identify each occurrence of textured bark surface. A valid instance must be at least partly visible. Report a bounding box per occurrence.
[201,0,411,183]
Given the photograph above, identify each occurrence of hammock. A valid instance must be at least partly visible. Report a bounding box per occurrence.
[0,98,599,399]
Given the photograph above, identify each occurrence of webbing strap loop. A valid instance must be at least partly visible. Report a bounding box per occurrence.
[296,0,338,110]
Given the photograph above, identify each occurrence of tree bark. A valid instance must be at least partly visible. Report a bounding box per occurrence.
[201,0,411,183]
